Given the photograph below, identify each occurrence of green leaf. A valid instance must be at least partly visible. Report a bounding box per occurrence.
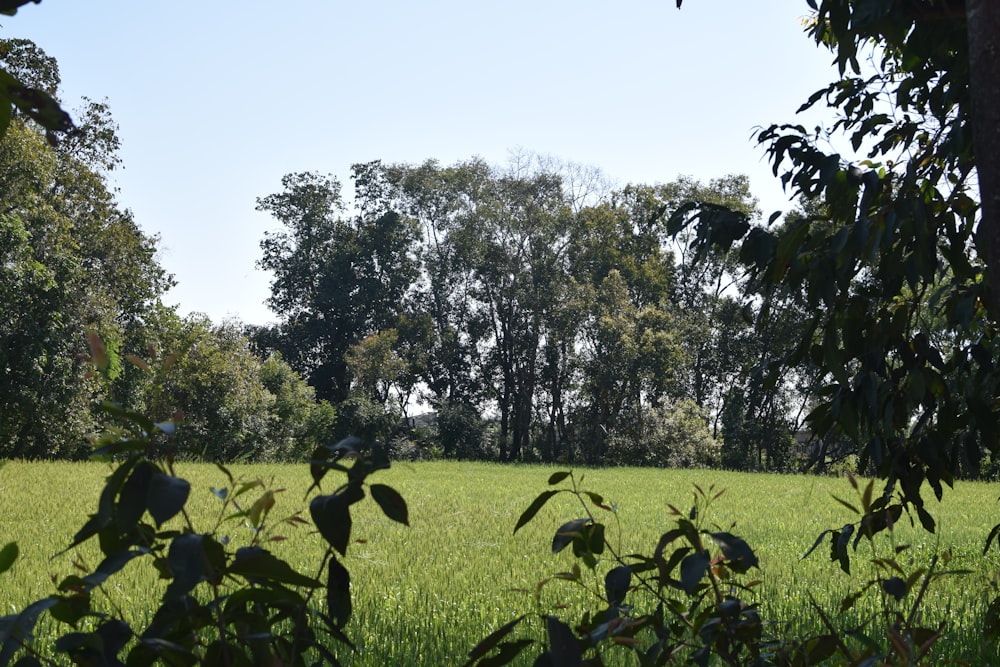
[326,557,351,630]
[547,471,571,485]
[984,596,1000,641]
[248,490,275,529]
[552,519,589,555]
[163,534,205,600]
[679,550,710,594]
[147,473,190,528]
[0,597,58,667]
[605,566,631,607]
[462,615,527,667]
[474,639,534,667]
[310,489,362,556]
[545,615,582,667]
[513,490,560,535]
[881,576,907,601]
[0,543,17,575]
[710,532,759,573]
[370,484,409,526]
[230,546,321,588]
[118,461,155,529]
[833,524,854,574]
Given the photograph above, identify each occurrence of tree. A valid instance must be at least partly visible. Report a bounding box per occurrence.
[0,46,170,457]
[671,0,1000,520]
[256,167,420,403]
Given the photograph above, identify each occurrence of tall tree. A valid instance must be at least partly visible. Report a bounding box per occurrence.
[256,166,420,403]
[0,42,170,457]
[671,0,1000,517]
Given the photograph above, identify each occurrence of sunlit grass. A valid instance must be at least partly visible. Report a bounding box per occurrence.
[1,461,998,665]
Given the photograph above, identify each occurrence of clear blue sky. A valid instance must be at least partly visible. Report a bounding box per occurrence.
[6,1,836,325]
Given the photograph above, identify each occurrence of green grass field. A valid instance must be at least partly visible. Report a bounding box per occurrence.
[2,461,999,665]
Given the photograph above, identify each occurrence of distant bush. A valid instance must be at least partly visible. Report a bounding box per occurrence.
[605,398,721,468]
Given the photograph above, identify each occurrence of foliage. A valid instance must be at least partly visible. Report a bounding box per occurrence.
[268,157,788,467]
[469,471,992,666]
[605,398,721,469]
[0,99,169,458]
[0,397,407,666]
[256,168,420,404]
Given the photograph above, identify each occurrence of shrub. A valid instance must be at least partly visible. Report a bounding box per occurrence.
[604,399,721,468]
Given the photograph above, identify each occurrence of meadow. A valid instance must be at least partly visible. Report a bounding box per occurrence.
[1,460,999,665]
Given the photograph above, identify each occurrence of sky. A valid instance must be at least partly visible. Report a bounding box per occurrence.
[5,1,837,326]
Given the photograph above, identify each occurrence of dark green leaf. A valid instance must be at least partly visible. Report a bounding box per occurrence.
[605,566,631,607]
[147,473,190,528]
[0,543,16,575]
[0,597,58,667]
[514,490,560,535]
[310,491,357,556]
[834,524,854,574]
[118,461,154,529]
[679,550,710,594]
[984,596,1000,641]
[163,534,205,600]
[476,640,535,667]
[552,519,589,555]
[462,615,527,666]
[326,557,351,629]
[881,576,907,601]
[710,532,759,573]
[547,471,571,485]
[915,505,936,533]
[229,546,321,588]
[802,530,835,560]
[370,484,409,526]
[545,616,582,667]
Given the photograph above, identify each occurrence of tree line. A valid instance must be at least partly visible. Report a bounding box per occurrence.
[250,157,819,470]
[0,37,814,469]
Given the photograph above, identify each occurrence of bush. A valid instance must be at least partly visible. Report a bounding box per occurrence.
[604,399,721,468]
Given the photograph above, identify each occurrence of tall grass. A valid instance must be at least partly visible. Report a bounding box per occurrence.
[1,461,998,665]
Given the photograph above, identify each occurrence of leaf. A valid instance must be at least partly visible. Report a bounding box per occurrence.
[370,484,409,526]
[310,489,363,556]
[679,550,710,594]
[513,490,560,535]
[915,504,936,533]
[802,529,833,560]
[552,519,589,555]
[229,546,321,588]
[475,639,535,667]
[830,494,860,515]
[605,566,631,608]
[326,557,351,629]
[462,615,527,666]
[545,616,582,667]
[710,532,759,573]
[0,597,58,667]
[163,533,206,600]
[881,576,907,601]
[547,471,571,485]
[834,524,854,574]
[248,490,275,529]
[0,543,17,575]
[984,596,1000,641]
[147,473,190,528]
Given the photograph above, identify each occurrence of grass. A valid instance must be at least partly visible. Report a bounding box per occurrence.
[1,460,999,665]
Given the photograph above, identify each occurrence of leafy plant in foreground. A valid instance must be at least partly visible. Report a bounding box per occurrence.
[469,471,995,666]
[466,471,762,667]
[0,390,408,665]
